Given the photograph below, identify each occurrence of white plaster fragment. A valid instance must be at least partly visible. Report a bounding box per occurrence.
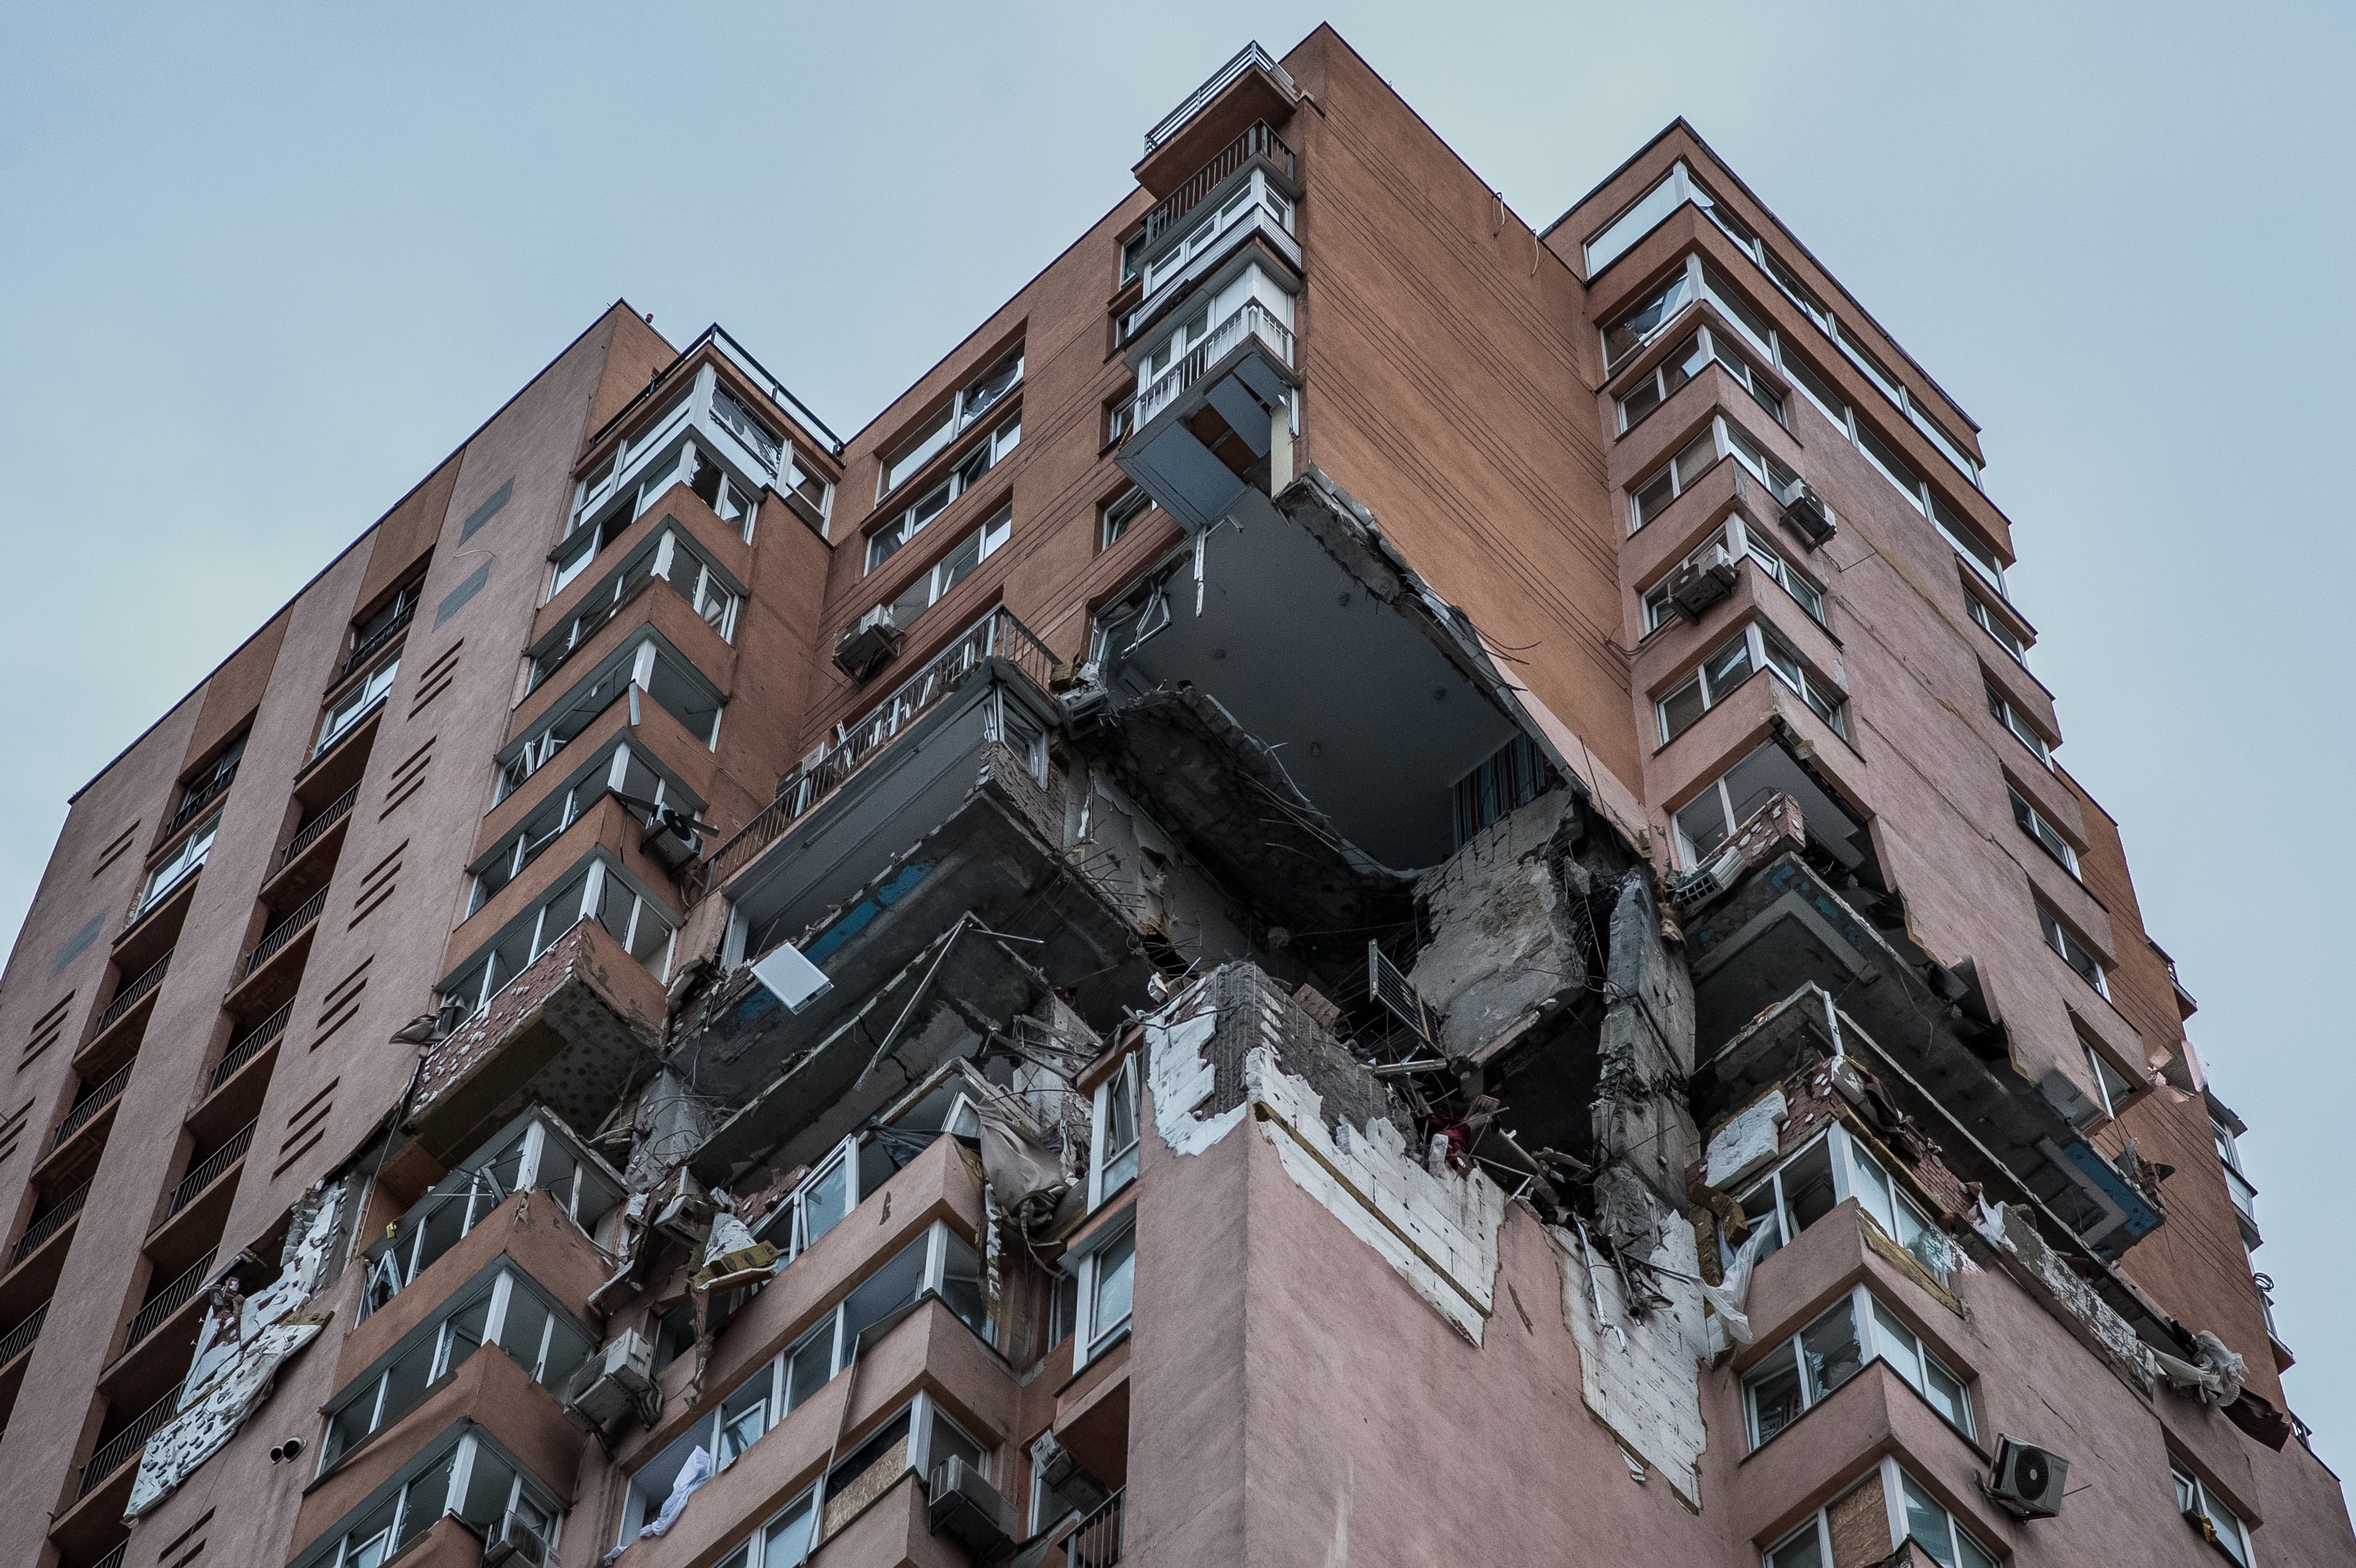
[1703,1090,1788,1190]
[1146,986,1242,1156]
[1553,1221,1708,1508]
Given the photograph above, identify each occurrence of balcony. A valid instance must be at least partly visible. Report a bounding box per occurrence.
[339,589,417,685]
[408,919,666,1167]
[2223,1161,2260,1247]
[12,1179,90,1267]
[209,1001,291,1095]
[276,783,358,877]
[0,1300,46,1372]
[165,1121,253,1219]
[117,1249,215,1358]
[50,1060,133,1153]
[1139,41,1297,168]
[78,1390,176,1497]
[1125,127,1301,346]
[696,607,1055,897]
[1140,120,1294,248]
[1118,292,1297,532]
[1064,1489,1125,1568]
[165,762,237,837]
[236,886,328,986]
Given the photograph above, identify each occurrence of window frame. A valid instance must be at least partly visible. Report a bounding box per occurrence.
[438,851,677,1023]
[136,811,220,915]
[2037,899,2108,998]
[1985,683,2054,768]
[1069,1215,1136,1370]
[1739,1283,1975,1452]
[878,348,1025,501]
[533,526,742,692]
[2172,1456,2255,1565]
[1964,590,2030,667]
[1726,1124,1953,1286]
[317,651,400,756]
[1627,408,1803,533]
[1099,486,1153,552]
[873,504,1013,632]
[865,415,1020,573]
[1616,322,1788,435]
[1643,518,1826,634]
[1655,619,1846,747]
[2080,1037,2138,1126]
[1089,1054,1141,1208]
[2007,783,2079,875]
[294,1425,562,1568]
[1762,1456,1997,1568]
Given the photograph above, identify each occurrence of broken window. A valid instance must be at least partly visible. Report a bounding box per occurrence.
[1743,1285,1971,1451]
[2037,900,2107,997]
[1766,1459,1995,1568]
[317,651,398,757]
[292,1429,561,1568]
[1984,684,2052,768]
[349,576,424,668]
[533,526,741,690]
[1656,621,1844,746]
[875,504,1013,630]
[2008,784,2077,875]
[1619,323,1787,433]
[1729,1125,1949,1284]
[1091,1057,1141,1207]
[880,347,1025,498]
[986,687,1050,783]
[711,1488,819,1568]
[498,634,724,803]
[617,1224,988,1542]
[135,812,218,917]
[174,730,246,828]
[1100,486,1153,550]
[2172,1458,2253,1567]
[866,416,1019,572]
[2079,1037,2137,1126]
[1601,264,1697,374]
[1450,732,1554,848]
[319,1266,592,1473]
[471,742,699,914]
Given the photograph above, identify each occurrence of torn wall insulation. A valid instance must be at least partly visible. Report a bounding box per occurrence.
[1552,1219,1708,1510]
[129,1180,348,1517]
[1970,1198,2158,1396]
[1702,1088,1788,1191]
[1146,966,1502,1343]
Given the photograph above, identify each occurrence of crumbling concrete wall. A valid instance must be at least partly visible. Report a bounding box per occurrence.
[1408,787,1588,1061]
[1552,1217,1709,1508]
[1594,873,1700,1217]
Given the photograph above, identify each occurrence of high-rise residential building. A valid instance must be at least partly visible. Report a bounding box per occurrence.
[0,25,2344,1568]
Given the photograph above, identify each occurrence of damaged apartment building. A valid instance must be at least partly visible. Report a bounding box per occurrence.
[0,24,2345,1568]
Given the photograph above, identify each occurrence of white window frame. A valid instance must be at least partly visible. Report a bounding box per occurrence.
[1727,1124,1951,1286]
[1964,590,2030,667]
[866,416,1021,573]
[2173,1457,2256,1565]
[1070,1218,1136,1370]
[440,854,676,1023]
[1762,1456,1996,1568]
[1740,1284,1973,1451]
[2007,784,2079,875]
[1136,168,1294,301]
[2037,899,2108,998]
[317,653,400,757]
[1088,1055,1141,1208]
[1100,486,1153,552]
[136,812,220,915]
[879,349,1025,500]
[533,528,741,690]
[1616,321,1787,434]
[1656,620,1845,746]
[299,1429,561,1568]
[712,1486,819,1568]
[875,505,1013,631]
[2081,1037,2137,1125]
[498,635,723,803]
[1628,409,1803,533]
[1985,683,2053,768]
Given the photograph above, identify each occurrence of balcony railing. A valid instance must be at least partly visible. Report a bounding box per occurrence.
[1067,1489,1124,1568]
[93,951,173,1036]
[280,785,358,869]
[90,1543,127,1568]
[340,597,416,683]
[53,1061,134,1149]
[1144,41,1295,154]
[12,1180,91,1266]
[0,1301,48,1366]
[78,1392,177,1496]
[120,1248,215,1353]
[211,1002,292,1093]
[1139,120,1294,250]
[693,607,1057,897]
[166,764,238,836]
[1131,301,1293,432]
[167,1123,254,1217]
[240,888,328,981]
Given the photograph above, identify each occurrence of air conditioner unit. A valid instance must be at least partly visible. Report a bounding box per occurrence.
[1666,843,1746,911]
[1780,484,1835,548]
[927,1456,1017,1560]
[833,607,905,681]
[1666,551,1739,618]
[481,1513,553,1568]
[1985,1435,2069,1519]
[563,1328,656,1429]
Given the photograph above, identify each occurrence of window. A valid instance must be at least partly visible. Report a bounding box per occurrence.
[359,1111,622,1317]
[616,1224,989,1541]
[877,506,1012,631]
[473,745,696,915]
[712,1490,818,1568]
[439,855,675,1021]
[866,417,1020,572]
[532,528,740,691]
[176,732,246,824]
[2081,1037,2137,1125]
[136,813,218,916]
[570,426,764,573]
[1583,162,1691,276]
[2213,1118,2242,1173]
[1966,592,2030,666]
[498,636,723,803]
[1451,732,1555,848]
[2037,899,2107,996]
[1090,1056,1140,1207]
[2174,1458,2254,1565]
[350,577,424,664]
[1656,621,1844,745]
[1727,1125,1951,1284]
[322,1267,592,1472]
[1742,1288,1976,1448]
[1621,325,1788,434]
[1602,267,1698,377]
[318,653,399,756]
[880,348,1024,498]
[1764,1459,1996,1568]
[294,1427,560,1568]
[1135,168,1293,302]
[1985,684,2052,767]
[1100,487,1153,551]
[1628,412,1801,531]
[1643,521,1824,633]
[2007,784,2077,874]
[1070,1222,1134,1368]
[1103,391,1136,448]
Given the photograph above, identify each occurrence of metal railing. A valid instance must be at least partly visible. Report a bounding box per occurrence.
[52,1062,133,1149]
[0,1301,47,1366]
[341,597,416,684]
[88,1543,127,1568]
[1140,121,1294,248]
[12,1180,91,1266]
[93,951,173,1036]
[240,888,328,980]
[1132,301,1293,432]
[211,1003,292,1093]
[167,764,238,836]
[693,607,1057,898]
[120,1249,215,1353]
[78,1392,177,1496]
[1144,41,1296,154]
[280,785,358,869]
[1066,1489,1124,1568]
[167,1123,254,1217]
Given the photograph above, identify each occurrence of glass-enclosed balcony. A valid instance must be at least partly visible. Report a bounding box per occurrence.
[1117,260,1298,532]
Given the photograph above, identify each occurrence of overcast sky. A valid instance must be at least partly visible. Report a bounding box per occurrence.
[4,0,2350,1478]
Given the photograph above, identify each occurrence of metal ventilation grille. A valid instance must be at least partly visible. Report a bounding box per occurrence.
[1367,941,1432,1046]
